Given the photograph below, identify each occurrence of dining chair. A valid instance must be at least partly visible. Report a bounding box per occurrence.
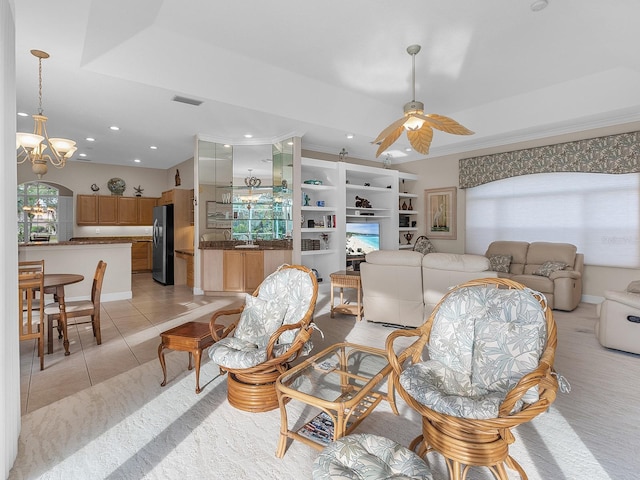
[19,260,45,311]
[45,260,107,354]
[18,269,45,370]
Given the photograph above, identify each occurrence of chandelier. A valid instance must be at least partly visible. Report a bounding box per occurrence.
[23,200,56,218]
[16,50,77,178]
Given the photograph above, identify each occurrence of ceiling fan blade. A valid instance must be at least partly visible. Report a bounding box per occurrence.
[424,114,474,135]
[406,124,433,155]
[372,116,408,144]
[375,125,404,157]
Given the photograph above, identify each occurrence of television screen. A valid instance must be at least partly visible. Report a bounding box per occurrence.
[346,222,380,256]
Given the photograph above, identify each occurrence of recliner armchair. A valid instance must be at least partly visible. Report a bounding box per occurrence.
[596,281,640,354]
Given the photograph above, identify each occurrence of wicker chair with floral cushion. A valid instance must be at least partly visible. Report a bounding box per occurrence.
[386,278,559,480]
[208,264,318,412]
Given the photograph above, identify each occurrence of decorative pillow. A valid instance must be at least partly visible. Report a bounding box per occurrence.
[489,254,512,273]
[234,294,287,347]
[627,281,640,294]
[413,236,436,255]
[533,261,567,277]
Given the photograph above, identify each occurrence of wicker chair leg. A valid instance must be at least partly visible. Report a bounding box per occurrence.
[227,371,282,413]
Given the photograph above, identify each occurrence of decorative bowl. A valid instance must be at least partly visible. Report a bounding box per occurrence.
[107,178,126,196]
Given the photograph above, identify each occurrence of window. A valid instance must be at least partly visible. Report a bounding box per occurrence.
[465,172,640,268]
[18,182,60,243]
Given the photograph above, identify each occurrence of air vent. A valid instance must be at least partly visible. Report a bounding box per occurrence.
[172,95,203,106]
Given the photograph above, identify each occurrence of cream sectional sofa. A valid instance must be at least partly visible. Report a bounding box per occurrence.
[484,241,584,311]
[359,250,497,328]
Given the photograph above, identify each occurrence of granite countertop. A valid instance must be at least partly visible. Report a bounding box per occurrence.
[20,236,151,247]
[199,240,293,251]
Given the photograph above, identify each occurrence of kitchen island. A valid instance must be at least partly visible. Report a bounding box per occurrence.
[199,240,292,294]
[19,240,132,301]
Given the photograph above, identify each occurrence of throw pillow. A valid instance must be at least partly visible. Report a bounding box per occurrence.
[234,294,288,347]
[533,261,567,277]
[489,254,512,273]
[413,236,436,255]
[627,281,640,294]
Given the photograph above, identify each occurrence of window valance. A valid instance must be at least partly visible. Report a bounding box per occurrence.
[459,130,640,189]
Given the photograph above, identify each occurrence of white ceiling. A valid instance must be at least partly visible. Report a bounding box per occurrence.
[15,0,640,174]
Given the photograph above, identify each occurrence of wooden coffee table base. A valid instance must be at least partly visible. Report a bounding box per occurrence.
[158,321,223,394]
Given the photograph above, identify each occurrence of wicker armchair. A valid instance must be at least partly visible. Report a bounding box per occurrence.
[208,264,318,412]
[386,278,559,480]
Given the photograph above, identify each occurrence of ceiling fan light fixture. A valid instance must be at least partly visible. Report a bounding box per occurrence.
[373,44,474,157]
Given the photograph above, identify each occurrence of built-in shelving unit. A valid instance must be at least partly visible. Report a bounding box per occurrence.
[294,159,417,275]
[398,173,419,249]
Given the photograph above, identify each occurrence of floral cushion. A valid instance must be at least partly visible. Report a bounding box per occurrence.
[233,294,287,347]
[533,261,567,277]
[256,266,316,344]
[312,433,433,480]
[209,336,270,369]
[489,254,512,273]
[399,285,547,419]
[413,236,436,255]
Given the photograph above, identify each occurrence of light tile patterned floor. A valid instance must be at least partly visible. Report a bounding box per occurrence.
[19,273,245,414]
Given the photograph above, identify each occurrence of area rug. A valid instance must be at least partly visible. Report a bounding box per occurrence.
[9,305,639,479]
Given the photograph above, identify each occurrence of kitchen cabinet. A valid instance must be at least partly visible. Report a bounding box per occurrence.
[223,250,264,292]
[98,196,118,225]
[76,195,98,224]
[76,195,159,226]
[131,240,152,272]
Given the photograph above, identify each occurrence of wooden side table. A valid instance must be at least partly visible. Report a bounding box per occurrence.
[330,270,363,322]
[158,321,223,394]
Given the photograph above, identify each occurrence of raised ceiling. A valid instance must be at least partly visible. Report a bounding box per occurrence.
[15,0,640,170]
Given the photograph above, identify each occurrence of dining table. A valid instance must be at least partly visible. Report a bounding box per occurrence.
[43,273,84,356]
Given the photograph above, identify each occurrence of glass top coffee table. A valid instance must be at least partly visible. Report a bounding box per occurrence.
[275,342,398,457]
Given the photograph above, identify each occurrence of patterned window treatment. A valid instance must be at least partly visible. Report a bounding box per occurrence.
[459,131,640,189]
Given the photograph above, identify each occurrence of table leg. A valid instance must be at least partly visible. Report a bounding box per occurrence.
[158,342,168,387]
[57,286,70,356]
[330,283,335,318]
[193,349,202,394]
[275,391,290,458]
[357,285,362,321]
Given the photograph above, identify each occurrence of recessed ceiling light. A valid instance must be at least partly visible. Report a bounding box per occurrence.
[110,126,120,131]
[530,0,548,12]
[244,134,253,139]
[224,144,231,148]
[346,134,354,139]
[150,145,158,150]
[79,153,87,157]
[86,137,95,142]
[17,112,29,117]
[287,141,294,146]
[134,159,141,163]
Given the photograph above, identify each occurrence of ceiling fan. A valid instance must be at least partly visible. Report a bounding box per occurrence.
[373,44,474,157]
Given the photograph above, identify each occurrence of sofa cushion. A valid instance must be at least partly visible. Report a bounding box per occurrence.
[525,242,576,271]
[511,274,554,294]
[365,249,424,267]
[489,254,512,273]
[422,253,490,272]
[485,241,529,274]
[627,281,640,294]
[533,261,567,277]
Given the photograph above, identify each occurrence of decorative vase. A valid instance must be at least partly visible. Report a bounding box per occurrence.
[408,199,413,210]
[401,200,408,210]
[404,232,413,244]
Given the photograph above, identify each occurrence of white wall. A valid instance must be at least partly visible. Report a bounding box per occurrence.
[2,0,20,475]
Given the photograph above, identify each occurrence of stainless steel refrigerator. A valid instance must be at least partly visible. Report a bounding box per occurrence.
[152,204,174,285]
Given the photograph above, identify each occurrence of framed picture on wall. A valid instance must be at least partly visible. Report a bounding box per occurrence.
[425,187,457,240]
